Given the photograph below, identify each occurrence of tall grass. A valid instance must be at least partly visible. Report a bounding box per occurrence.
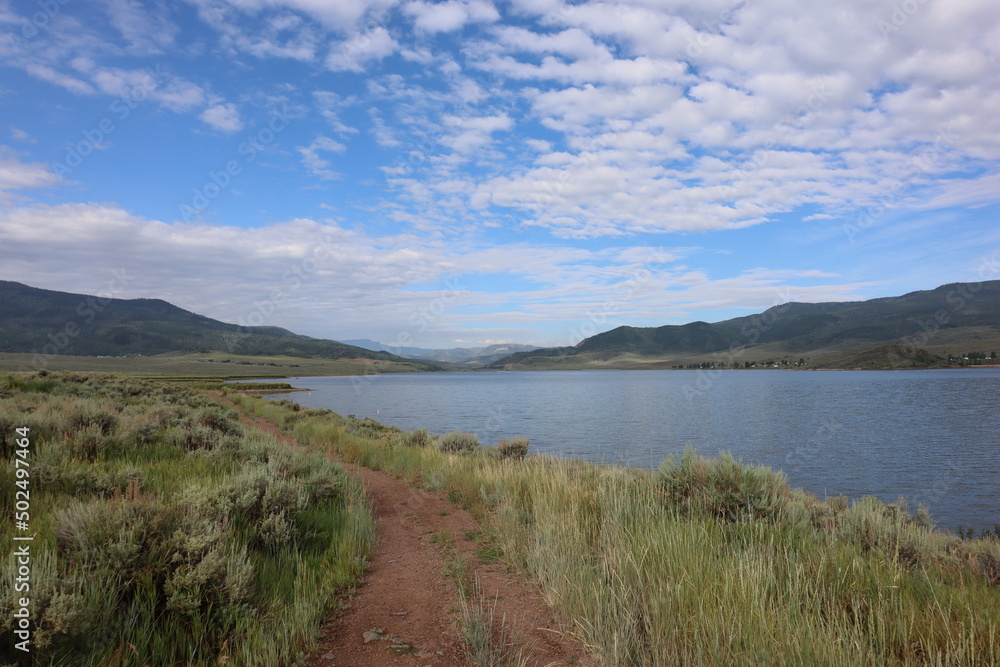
[0,373,374,666]
[457,577,529,667]
[234,393,1000,666]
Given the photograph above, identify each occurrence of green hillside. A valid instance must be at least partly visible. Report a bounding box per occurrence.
[493,281,1000,368]
[0,281,434,367]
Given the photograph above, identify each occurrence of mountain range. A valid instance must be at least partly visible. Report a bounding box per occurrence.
[490,281,1000,369]
[2,279,998,371]
[0,280,433,367]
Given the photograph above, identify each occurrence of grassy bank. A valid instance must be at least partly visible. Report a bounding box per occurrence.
[0,373,374,666]
[0,352,431,377]
[233,393,1000,666]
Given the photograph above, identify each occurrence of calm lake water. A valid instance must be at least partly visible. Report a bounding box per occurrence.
[253,369,1000,531]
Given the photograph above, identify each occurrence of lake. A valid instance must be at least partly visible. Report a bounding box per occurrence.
[252,369,1000,532]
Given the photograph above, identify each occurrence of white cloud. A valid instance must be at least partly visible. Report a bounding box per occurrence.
[79,64,208,113]
[146,75,208,113]
[918,172,1000,211]
[105,0,178,53]
[440,113,512,154]
[404,0,499,34]
[313,91,359,134]
[200,103,244,133]
[326,26,397,71]
[4,0,999,283]
[265,0,401,31]
[199,5,322,62]
[0,202,885,345]
[532,83,682,130]
[9,127,34,143]
[479,52,685,86]
[185,0,401,34]
[491,25,606,60]
[428,0,1000,236]
[297,136,347,180]
[24,64,96,95]
[0,152,60,195]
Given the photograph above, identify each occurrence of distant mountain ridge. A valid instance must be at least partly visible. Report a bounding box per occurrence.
[0,281,429,365]
[492,281,1000,368]
[343,339,540,365]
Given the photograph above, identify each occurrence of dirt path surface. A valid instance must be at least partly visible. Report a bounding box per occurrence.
[311,463,468,666]
[229,401,596,667]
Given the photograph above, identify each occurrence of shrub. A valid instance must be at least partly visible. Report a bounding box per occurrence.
[69,424,107,461]
[497,437,530,460]
[344,415,404,440]
[7,374,59,394]
[39,461,145,498]
[439,430,481,454]
[658,446,789,521]
[122,417,160,446]
[165,543,254,615]
[196,406,242,436]
[0,549,93,652]
[54,499,171,578]
[67,401,119,436]
[835,496,944,566]
[259,510,295,549]
[408,428,430,448]
[301,466,341,503]
[0,372,374,665]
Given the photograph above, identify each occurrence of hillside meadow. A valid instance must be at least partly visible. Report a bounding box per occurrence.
[1,371,998,665]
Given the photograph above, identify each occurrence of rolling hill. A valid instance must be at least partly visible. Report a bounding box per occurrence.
[491,281,1000,369]
[0,280,435,367]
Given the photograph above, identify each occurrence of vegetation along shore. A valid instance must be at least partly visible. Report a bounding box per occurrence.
[2,371,998,665]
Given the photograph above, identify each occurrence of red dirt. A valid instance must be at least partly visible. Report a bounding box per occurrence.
[229,401,596,667]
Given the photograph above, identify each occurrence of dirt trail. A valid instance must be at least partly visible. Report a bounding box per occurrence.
[230,403,596,667]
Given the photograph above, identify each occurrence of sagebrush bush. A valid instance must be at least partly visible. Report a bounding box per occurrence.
[439,430,481,453]
[196,406,242,436]
[0,372,375,665]
[165,542,254,615]
[497,437,530,460]
[54,499,171,579]
[408,428,430,448]
[67,400,119,436]
[659,446,789,521]
[0,549,93,652]
[120,414,160,446]
[835,496,947,566]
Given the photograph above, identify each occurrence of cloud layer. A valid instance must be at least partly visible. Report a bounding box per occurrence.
[0,0,996,345]
[0,202,882,345]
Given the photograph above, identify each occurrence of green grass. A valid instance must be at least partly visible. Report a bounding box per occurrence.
[457,578,529,667]
[428,524,526,666]
[0,372,375,666]
[0,352,431,377]
[233,393,1000,666]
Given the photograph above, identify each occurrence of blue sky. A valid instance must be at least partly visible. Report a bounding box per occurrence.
[1,0,998,348]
